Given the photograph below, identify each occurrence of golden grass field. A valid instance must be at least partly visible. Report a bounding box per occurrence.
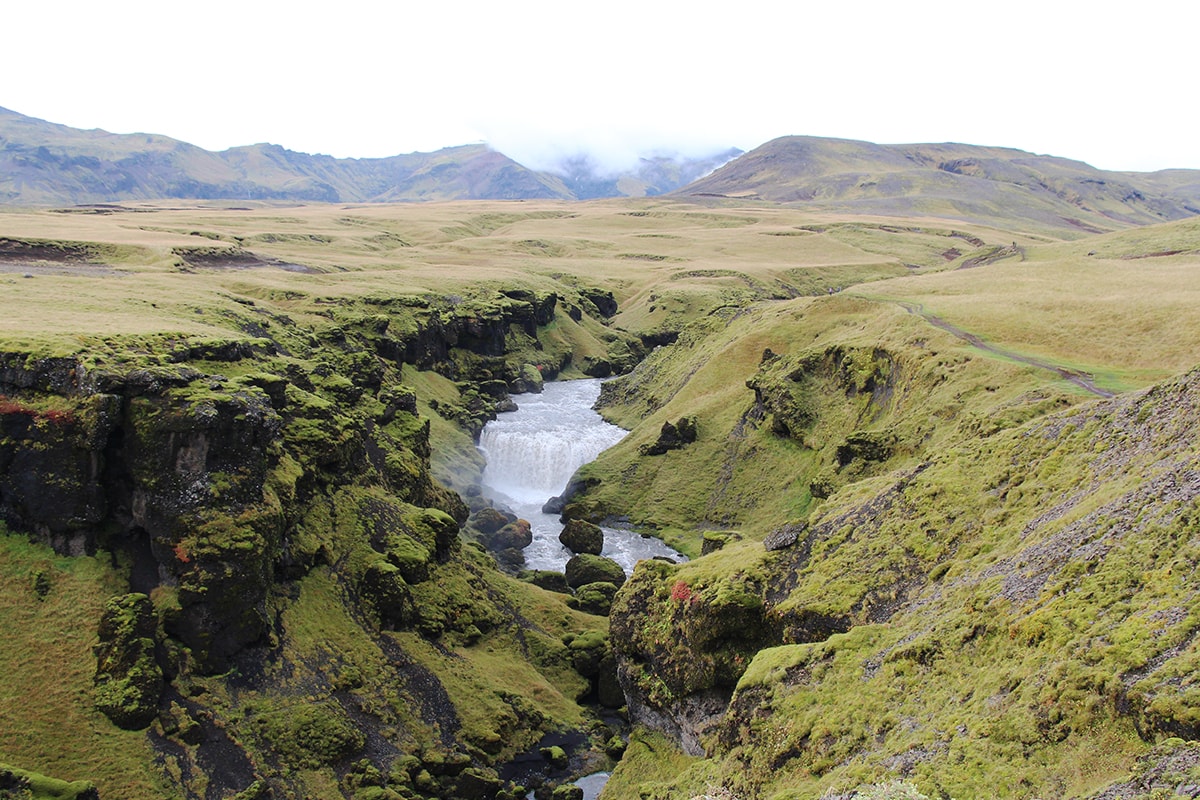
[2,198,1197,394]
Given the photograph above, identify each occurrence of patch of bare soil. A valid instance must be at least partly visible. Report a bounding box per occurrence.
[173,247,320,273]
[0,237,125,276]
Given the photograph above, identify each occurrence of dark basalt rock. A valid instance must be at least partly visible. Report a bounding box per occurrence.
[639,416,698,456]
[93,593,164,730]
[763,524,803,552]
[579,288,617,318]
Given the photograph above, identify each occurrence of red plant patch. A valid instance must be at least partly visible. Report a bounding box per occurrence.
[670,580,694,603]
[0,395,76,425]
[0,396,37,418]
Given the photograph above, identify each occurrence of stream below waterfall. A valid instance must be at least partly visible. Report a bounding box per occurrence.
[477,379,683,573]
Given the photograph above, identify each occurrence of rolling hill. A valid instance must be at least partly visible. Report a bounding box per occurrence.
[679,135,1200,235]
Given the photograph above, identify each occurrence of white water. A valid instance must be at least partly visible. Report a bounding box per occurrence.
[477,379,683,573]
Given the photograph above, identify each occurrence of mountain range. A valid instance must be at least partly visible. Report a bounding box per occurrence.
[4,106,1200,232]
[0,106,739,205]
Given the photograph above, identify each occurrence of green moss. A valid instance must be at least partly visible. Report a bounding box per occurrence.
[0,763,98,800]
[255,701,365,768]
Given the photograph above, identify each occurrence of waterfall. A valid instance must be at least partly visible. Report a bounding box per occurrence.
[477,379,683,573]
[478,380,624,503]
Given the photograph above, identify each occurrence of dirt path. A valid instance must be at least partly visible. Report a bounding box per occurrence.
[891,300,1115,398]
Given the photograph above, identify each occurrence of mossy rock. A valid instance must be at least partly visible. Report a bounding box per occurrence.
[604,735,628,760]
[514,363,545,393]
[0,763,99,800]
[92,593,164,730]
[257,701,365,768]
[382,532,433,584]
[540,745,569,770]
[567,630,610,677]
[421,749,471,777]
[567,581,618,616]
[550,783,583,800]
[360,557,415,627]
[558,519,603,555]
[471,506,512,534]
[490,519,533,551]
[701,531,741,555]
[519,570,571,594]
[597,652,623,709]
[835,429,895,466]
[639,416,698,456]
[564,554,625,590]
[450,767,503,799]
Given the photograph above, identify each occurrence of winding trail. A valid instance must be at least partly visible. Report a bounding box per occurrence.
[889,299,1116,398]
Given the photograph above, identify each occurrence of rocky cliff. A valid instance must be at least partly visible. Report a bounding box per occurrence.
[0,283,631,799]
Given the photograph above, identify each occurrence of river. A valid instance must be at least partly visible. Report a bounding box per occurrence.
[477,378,682,573]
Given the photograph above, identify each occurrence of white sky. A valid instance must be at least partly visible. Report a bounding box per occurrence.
[2,0,1196,173]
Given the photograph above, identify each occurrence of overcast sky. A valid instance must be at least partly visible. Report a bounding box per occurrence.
[3,1,1195,173]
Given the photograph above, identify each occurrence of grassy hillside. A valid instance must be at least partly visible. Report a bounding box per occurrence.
[681,136,1200,237]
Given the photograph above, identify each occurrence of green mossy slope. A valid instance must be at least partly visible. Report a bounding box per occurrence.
[606,365,1200,799]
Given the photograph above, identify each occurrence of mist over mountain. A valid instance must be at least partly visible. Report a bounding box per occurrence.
[0,107,737,205]
[541,148,743,199]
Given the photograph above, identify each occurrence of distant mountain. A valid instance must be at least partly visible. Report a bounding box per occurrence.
[6,108,1200,224]
[678,135,1200,233]
[0,106,575,205]
[544,148,743,200]
[0,107,735,206]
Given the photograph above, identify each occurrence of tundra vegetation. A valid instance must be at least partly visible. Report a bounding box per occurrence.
[0,190,1199,800]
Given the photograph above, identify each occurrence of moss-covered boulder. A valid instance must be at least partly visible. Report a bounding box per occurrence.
[471,506,512,535]
[257,701,365,769]
[490,519,533,551]
[604,735,627,760]
[567,581,618,616]
[639,416,698,456]
[520,570,571,594]
[0,763,99,800]
[512,363,545,394]
[451,767,503,799]
[360,557,415,627]
[564,554,625,590]
[558,519,603,555]
[540,745,569,770]
[93,593,163,730]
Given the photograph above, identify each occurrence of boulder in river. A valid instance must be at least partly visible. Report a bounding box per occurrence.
[559,519,604,555]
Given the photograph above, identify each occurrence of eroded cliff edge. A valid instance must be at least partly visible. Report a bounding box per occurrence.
[0,285,633,799]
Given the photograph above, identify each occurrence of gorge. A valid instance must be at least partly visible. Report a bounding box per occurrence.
[1,194,1199,800]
